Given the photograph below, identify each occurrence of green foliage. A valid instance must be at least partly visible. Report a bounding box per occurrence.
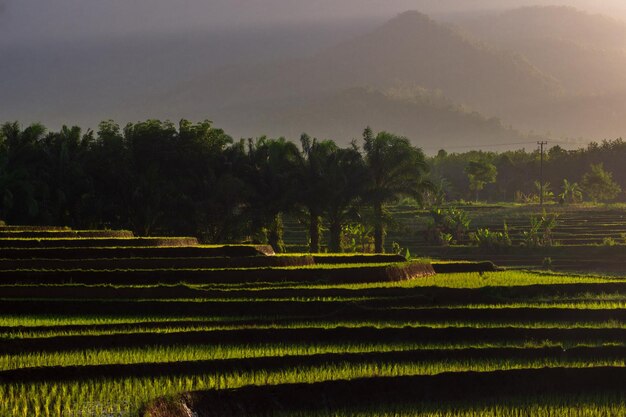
[7,115,626,256]
[581,163,622,203]
[320,142,368,253]
[391,242,412,259]
[295,136,325,252]
[521,211,559,248]
[341,223,375,253]
[429,139,626,203]
[464,160,497,201]
[428,207,471,245]
[533,181,554,203]
[363,127,432,252]
[559,179,583,204]
[267,214,286,253]
[470,222,511,251]
[514,190,537,204]
[515,183,554,205]
[1,121,438,250]
[424,178,450,207]
[602,237,617,247]
[438,232,453,247]
[391,241,402,255]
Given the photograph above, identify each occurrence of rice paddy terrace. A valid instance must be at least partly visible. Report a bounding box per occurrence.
[282,205,626,271]
[1,224,626,416]
[388,204,626,272]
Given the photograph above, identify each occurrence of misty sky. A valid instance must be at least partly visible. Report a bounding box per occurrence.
[2,0,626,46]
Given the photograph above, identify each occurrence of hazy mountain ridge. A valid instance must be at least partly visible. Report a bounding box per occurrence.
[212,87,531,148]
[455,6,626,94]
[452,6,626,138]
[315,11,562,113]
[2,4,626,147]
[162,10,564,143]
[0,21,378,127]
[177,11,562,119]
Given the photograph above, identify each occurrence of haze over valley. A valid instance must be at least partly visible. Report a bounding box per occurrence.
[2,1,626,149]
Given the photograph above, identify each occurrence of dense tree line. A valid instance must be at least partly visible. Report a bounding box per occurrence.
[4,118,625,251]
[0,120,430,252]
[430,139,626,204]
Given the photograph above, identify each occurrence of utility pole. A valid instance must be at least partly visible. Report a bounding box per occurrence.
[538,141,548,208]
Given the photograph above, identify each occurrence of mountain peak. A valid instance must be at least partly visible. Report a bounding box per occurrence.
[346,8,474,56]
[374,10,448,38]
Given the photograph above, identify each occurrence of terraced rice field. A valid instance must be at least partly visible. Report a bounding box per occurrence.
[1,225,626,416]
[388,205,626,247]
[283,205,626,272]
[388,205,626,272]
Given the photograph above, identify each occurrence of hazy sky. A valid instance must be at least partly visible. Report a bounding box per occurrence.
[2,0,626,45]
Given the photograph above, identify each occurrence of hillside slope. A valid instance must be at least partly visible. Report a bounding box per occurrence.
[456,6,626,94]
[211,87,532,147]
[174,11,561,119]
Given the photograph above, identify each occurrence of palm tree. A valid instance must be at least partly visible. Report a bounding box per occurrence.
[533,181,554,203]
[362,127,432,253]
[559,179,583,204]
[245,137,301,252]
[41,125,93,226]
[123,120,178,235]
[296,134,339,253]
[323,144,367,252]
[292,136,368,253]
[0,122,47,223]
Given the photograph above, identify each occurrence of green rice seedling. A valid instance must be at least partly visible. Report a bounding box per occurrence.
[4,318,626,340]
[1,358,625,417]
[4,268,626,417]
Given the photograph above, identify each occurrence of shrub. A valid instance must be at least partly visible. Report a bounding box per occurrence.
[341,223,375,253]
[439,232,453,247]
[392,242,412,260]
[470,223,511,251]
[602,237,617,247]
[581,163,622,202]
[521,211,558,248]
[427,207,471,245]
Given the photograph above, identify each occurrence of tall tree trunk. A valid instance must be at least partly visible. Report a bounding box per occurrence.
[374,202,385,253]
[309,212,321,253]
[268,213,285,253]
[328,220,342,253]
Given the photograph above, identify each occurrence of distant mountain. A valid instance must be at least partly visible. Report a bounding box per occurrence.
[4,7,626,148]
[211,87,532,147]
[311,11,562,115]
[0,20,376,129]
[455,6,626,94]
[174,11,561,122]
[452,6,626,138]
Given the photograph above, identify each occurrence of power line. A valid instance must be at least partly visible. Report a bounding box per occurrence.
[423,139,588,151]
[423,141,538,151]
[549,140,589,146]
